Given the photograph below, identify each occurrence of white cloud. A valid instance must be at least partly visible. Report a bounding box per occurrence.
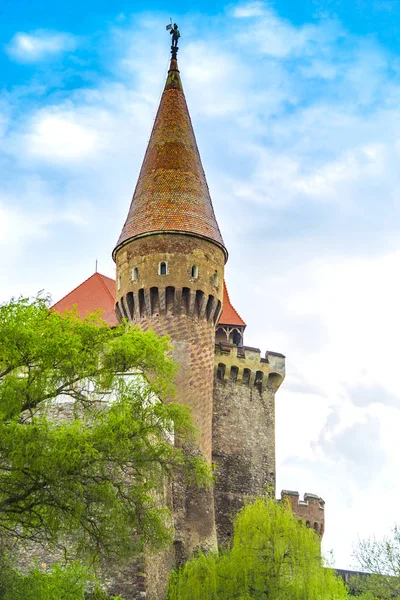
[234,5,334,58]
[6,30,76,63]
[233,1,266,18]
[24,112,99,162]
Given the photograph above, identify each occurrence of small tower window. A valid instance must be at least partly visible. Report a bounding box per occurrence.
[159,261,168,275]
[132,267,139,281]
[117,275,121,291]
[191,265,199,279]
[212,271,219,286]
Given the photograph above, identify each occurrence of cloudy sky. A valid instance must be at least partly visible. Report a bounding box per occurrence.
[2,0,400,569]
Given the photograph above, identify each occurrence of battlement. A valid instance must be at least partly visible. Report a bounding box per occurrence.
[214,343,285,392]
[280,490,325,537]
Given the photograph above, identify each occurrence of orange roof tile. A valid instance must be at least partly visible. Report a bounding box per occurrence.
[219,281,246,327]
[52,272,118,327]
[113,58,227,260]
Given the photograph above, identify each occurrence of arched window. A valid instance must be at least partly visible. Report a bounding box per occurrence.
[159,261,168,275]
[212,271,219,286]
[191,265,199,279]
[132,267,139,281]
[314,522,319,533]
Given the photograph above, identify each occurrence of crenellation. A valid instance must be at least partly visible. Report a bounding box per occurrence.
[214,343,285,392]
[280,490,325,537]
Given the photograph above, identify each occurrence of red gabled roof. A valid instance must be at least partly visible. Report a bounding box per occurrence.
[219,281,246,327]
[52,272,118,326]
[113,57,227,260]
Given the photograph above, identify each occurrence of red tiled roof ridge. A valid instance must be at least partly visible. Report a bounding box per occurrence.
[113,57,227,261]
[219,280,247,327]
[95,272,115,304]
[52,272,114,309]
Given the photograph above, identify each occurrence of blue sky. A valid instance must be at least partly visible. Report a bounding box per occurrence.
[2,0,400,570]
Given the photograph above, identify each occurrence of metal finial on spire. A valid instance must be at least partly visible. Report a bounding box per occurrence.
[166,20,180,59]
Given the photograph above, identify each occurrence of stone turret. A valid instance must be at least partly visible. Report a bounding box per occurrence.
[281,490,325,537]
[113,57,227,563]
[212,337,285,545]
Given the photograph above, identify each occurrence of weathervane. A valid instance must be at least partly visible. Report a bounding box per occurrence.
[166,19,180,59]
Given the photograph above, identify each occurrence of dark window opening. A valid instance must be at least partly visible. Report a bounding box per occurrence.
[216,363,226,381]
[138,288,145,318]
[255,371,263,388]
[126,292,134,320]
[242,368,251,385]
[182,287,190,313]
[213,300,222,324]
[159,261,167,275]
[120,296,129,320]
[115,302,122,322]
[230,366,239,383]
[166,286,175,313]
[195,290,204,317]
[206,295,214,320]
[232,329,242,346]
[150,287,159,315]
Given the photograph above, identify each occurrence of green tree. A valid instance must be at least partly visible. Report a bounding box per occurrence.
[0,561,91,600]
[0,295,210,567]
[350,526,400,599]
[168,496,348,600]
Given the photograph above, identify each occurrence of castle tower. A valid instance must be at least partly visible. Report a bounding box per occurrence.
[113,56,227,560]
[212,299,286,545]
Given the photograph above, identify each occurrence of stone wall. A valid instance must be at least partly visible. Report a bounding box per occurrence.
[212,344,285,546]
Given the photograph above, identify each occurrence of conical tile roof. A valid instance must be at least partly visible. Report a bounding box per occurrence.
[219,281,246,327]
[113,58,227,260]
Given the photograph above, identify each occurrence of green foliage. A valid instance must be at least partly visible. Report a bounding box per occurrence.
[0,561,90,600]
[0,295,211,566]
[168,496,348,599]
[351,526,400,598]
[0,559,125,600]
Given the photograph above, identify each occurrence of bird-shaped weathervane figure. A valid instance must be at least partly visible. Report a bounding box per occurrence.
[166,19,180,59]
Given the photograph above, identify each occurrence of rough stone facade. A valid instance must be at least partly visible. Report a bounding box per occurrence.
[212,345,285,546]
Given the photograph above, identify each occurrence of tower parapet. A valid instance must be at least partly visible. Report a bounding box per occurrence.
[281,490,325,537]
[215,343,285,391]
